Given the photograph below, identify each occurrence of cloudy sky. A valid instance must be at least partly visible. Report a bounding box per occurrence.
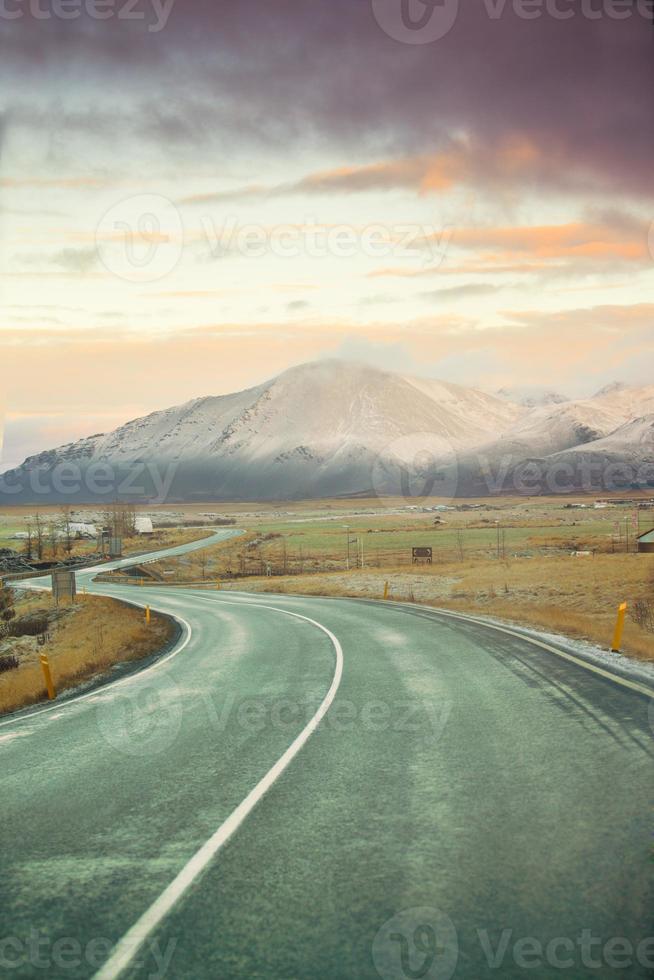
[1,0,653,466]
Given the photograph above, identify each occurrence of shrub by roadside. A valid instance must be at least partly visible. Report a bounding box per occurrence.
[0,591,175,715]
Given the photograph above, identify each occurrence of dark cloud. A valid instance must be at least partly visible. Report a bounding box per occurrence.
[1,1,652,195]
[15,247,99,274]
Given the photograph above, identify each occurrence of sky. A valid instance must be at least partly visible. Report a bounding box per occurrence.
[1,0,653,467]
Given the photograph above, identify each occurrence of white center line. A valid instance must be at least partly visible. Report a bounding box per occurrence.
[93,602,344,980]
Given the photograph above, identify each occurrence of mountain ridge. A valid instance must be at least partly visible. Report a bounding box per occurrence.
[3,361,653,502]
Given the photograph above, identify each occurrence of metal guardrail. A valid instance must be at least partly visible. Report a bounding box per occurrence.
[93,573,221,589]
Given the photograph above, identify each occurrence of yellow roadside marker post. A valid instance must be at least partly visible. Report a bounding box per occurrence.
[216,579,221,591]
[40,654,56,700]
[145,605,151,625]
[383,581,390,600]
[611,602,628,652]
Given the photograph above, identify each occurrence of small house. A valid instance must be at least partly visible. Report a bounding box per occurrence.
[636,529,654,554]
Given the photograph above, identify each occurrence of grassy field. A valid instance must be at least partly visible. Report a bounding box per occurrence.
[0,509,212,563]
[0,592,175,714]
[3,496,653,662]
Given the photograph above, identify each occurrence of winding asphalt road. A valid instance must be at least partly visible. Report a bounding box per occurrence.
[1,530,652,980]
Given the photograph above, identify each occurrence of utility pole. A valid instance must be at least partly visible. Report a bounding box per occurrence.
[343,525,350,570]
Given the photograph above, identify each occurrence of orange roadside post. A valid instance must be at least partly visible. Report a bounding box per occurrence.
[611,602,628,652]
[39,654,56,700]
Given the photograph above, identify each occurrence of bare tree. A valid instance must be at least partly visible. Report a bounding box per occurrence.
[59,506,73,555]
[48,524,59,559]
[102,502,137,540]
[0,585,15,637]
[24,524,33,561]
[32,513,44,561]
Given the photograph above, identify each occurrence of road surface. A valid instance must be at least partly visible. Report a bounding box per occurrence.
[1,531,652,980]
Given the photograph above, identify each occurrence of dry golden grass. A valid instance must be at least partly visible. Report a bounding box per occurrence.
[129,530,255,583]
[0,595,175,714]
[91,498,654,664]
[38,526,211,563]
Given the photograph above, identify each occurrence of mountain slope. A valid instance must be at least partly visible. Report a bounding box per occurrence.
[3,363,652,502]
[1,361,522,502]
[456,388,654,496]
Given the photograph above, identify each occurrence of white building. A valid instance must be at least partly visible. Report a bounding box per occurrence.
[135,516,154,535]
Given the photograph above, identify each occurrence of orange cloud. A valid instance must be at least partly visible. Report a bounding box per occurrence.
[181,133,633,206]
[370,217,651,279]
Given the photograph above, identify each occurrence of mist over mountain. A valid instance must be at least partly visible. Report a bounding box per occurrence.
[2,362,653,503]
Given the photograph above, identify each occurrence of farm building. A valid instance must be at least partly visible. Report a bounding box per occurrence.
[636,529,654,553]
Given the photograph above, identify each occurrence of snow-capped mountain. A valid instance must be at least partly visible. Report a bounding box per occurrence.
[549,414,654,467]
[473,383,654,460]
[457,383,654,495]
[495,386,568,408]
[3,362,521,502]
[2,362,653,502]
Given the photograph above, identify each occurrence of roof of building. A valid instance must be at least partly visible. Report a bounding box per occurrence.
[637,528,654,543]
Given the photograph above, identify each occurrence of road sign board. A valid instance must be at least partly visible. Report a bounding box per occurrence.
[52,569,76,605]
[412,547,433,564]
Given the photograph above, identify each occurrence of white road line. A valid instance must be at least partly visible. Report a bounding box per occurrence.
[1,531,242,726]
[0,608,193,731]
[93,603,343,980]
[383,600,654,699]
[211,590,654,698]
